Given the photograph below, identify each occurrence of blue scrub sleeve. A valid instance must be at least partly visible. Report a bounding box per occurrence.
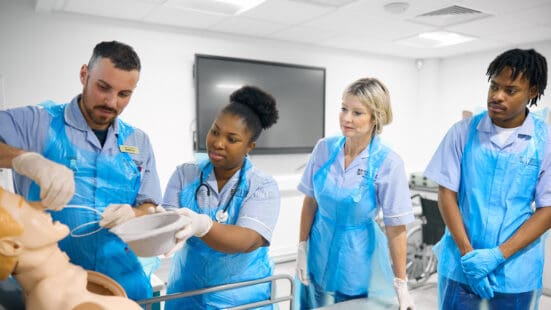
[376,152,415,226]
[424,119,470,192]
[297,139,326,197]
[0,106,50,152]
[535,127,551,208]
[237,175,281,244]
[132,131,162,206]
[162,165,187,209]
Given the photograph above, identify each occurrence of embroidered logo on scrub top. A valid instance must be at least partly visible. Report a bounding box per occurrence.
[119,145,140,154]
[519,156,538,167]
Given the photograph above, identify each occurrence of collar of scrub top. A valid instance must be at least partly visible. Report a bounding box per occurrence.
[194,161,246,223]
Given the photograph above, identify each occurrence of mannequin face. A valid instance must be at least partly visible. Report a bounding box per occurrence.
[0,189,69,250]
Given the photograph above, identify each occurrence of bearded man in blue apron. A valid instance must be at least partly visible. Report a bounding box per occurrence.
[0,41,162,301]
[425,48,551,309]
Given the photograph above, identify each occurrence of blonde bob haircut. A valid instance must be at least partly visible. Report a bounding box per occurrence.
[343,77,393,135]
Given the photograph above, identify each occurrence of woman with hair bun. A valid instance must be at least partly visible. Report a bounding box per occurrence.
[162,86,281,309]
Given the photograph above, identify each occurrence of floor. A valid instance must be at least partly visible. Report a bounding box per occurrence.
[154,257,551,309]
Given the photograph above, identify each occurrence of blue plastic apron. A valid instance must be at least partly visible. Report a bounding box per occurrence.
[435,112,546,305]
[27,103,152,300]
[300,136,396,308]
[166,158,273,310]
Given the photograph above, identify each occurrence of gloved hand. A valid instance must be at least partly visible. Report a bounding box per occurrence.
[465,274,494,299]
[461,247,505,280]
[393,277,415,310]
[296,241,310,285]
[147,205,166,214]
[99,204,135,228]
[12,152,75,210]
[164,208,213,257]
[175,208,213,238]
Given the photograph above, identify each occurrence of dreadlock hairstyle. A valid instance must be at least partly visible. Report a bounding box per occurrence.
[486,48,547,107]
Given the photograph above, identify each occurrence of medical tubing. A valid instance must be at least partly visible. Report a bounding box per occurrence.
[62,205,103,237]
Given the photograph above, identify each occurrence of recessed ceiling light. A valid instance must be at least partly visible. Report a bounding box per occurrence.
[164,0,266,16]
[384,2,409,14]
[395,31,476,48]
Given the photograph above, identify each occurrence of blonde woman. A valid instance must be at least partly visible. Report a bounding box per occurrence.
[296,77,415,309]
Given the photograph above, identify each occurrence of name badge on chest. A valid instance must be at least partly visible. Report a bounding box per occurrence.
[119,145,139,154]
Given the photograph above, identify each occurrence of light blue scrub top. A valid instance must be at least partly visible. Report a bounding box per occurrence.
[0,96,162,206]
[297,136,414,299]
[298,137,414,226]
[162,160,281,309]
[425,111,551,293]
[163,161,280,242]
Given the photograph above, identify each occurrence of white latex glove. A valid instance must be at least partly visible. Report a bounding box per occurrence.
[99,204,135,228]
[175,208,213,239]
[394,277,415,310]
[12,152,75,210]
[296,241,310,285]
[164,208,213,257]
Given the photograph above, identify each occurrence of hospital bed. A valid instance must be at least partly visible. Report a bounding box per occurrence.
[137,274,295,310]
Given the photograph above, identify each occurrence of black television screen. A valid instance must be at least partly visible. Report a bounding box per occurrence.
[194,54,325,154]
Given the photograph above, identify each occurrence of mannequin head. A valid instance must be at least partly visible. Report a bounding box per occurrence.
[0,188,69,278]
[0,201,23,279]
[0,187,142,310]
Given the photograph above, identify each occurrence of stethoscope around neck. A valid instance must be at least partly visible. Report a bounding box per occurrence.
[195,163,245,223]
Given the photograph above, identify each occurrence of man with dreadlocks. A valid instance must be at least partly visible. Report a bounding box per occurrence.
[424,48,551,309]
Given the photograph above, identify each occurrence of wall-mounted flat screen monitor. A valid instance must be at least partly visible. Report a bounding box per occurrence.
[194,54,326,154]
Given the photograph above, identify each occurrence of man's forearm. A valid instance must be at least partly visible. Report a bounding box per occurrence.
[0,142,24,168]
[500,206,551,259]
[438,186,473,255]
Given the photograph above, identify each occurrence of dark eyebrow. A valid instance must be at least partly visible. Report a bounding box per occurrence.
[97,79,110,86]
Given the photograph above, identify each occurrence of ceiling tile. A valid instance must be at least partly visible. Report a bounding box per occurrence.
[488,25,551,45]
[143,5,227,28]
[289,0,358,7]
[267,25,340,43]
[302,9,385,35]
[450,2,551,39]
[458,0,551,15]
[448,15,520,37]
[63,0,155,20]
[34,0,551,59]
[208,17,288,37]
[241,0,335,25]
[339,0,457,20]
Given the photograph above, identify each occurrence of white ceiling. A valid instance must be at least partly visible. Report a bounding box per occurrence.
[35,0,551,59]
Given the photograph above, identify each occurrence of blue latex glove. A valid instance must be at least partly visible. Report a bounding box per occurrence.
[466,275,494,299]
[461,247,505,280]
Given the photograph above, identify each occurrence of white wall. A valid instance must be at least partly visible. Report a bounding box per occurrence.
[440,43,551,123]
[2,0,551,259]
[0,0,421,183]
[0,0,420,257]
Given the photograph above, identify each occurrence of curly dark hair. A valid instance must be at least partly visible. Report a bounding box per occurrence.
[487,48,547,106]
[88,40,141,72]
[222,86,279,143]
